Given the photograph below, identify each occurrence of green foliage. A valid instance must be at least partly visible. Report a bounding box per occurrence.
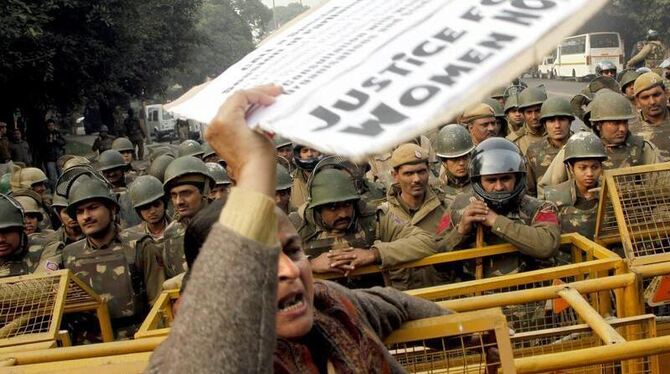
[230,0,273,42]
[0,0,202,124]
[269,3,309,29]
[171,0,256,90]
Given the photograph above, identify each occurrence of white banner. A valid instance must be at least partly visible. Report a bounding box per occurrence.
[169,0,608,159]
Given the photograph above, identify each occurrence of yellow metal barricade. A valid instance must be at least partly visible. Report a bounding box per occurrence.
[385,308,516,373]
[134,290,179,339]
[0,270,113,350]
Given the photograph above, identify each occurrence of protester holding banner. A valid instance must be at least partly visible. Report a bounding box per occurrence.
[147,84,451,373]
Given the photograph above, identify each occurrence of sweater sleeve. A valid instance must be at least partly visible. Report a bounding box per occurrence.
[325,281,451,341]
[146,188,280,374]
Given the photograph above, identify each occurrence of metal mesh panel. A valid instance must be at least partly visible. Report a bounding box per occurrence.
[613,171,670,258]
[512,316,656,374]
[389,333,502,373]
[0,276,60,339]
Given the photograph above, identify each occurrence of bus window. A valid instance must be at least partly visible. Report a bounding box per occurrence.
[560,36,586,55]
[590,33,619,49]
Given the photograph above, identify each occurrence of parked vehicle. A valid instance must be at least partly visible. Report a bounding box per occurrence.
[537,32,624,81]
[145,104,177,141]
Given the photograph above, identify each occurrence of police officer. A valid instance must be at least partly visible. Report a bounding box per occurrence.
[627,29,667,70]
[504,91,525,136]
[296,167,435,290]
[36,192,84,246]
[10,166,53,230]
[386,144,447,233]
[438,138,560,278]
[62,175,150,339]
[205,162,232,201]
[545,132,607,242]
[92,125,114,154]
[162,156,213,280]
[123,109,146,160]
[490,86,507,107]
[127,175,170,241]
[538,90,659,194]
[96,149,141,228]
[525,97,575,196]
[460,103,499,146]
[275,163,293,214]
[0,194,63,277]
[507,86,548,155]
[435,124,474,205]
[177,139,204,158]
[112,137,146,184]
[201,143,220,164]
[13,189,51,236]
[483,97,509,137]
[273,136,293,166]
[290,144,322,208]
[570,75,622,125]
[595,60,617,78]
[630,72,670,160]
[619,70,642,100]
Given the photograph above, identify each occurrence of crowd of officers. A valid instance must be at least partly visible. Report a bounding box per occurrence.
[1,49,670,343]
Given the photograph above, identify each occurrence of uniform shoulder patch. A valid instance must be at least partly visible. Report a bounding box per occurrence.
[44,260,59,272]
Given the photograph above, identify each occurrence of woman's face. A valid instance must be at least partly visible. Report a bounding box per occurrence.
[275,212,315,339]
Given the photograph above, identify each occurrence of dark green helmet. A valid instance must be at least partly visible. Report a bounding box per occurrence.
[66,175,118,219]
[163,156,212,192]
[564,132,607,164]
[490,86,506,100]
[13,192,42,221]
[111,137,134,153]
[517,86,547,110]
[149,146,177,162]
[503,92,520,113]
[436,124,475,159]
[201,143,216,159]
[276,164,292,191]
[589,90,635,122]
[205,163,231,186]
[96,150,126,172]
[470,138,526,213]
[273,136,292,149]
[619,70,641,90]
[307,168,360,209]
[51,192,68,215]
[539,97,575,123]
[177,140,204,158]
[483,98,505,118]
[128,175,165,209]
[148,154,175,182]
[0,193,24,229]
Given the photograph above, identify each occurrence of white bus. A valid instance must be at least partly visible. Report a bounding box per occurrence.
[537,32,624,81]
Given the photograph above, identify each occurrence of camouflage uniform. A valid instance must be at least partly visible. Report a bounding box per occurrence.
[506,86,547,155]
[438,191,560,278]
[538,132,658,197]
[62,227,149,338]
[297,168,436,291]
[438,166,471,206]
[545,180,598,240]
[158,219,187,279]
[627,40,667,70]
[525,137,565,197]
[630,107,670,161]
[0,238,63,278]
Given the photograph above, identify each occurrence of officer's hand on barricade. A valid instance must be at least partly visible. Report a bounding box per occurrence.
[310,252,347,274]
[458,199,489,235]
[329,247,379,277]
[205,84,283,197]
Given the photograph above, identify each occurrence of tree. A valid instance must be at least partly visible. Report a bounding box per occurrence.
[230,0,273,43]
[269,3,309,30]
[170,0,256,90]
[0,0,202,161]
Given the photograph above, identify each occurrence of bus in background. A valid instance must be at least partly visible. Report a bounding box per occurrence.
[539,32,624,81]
